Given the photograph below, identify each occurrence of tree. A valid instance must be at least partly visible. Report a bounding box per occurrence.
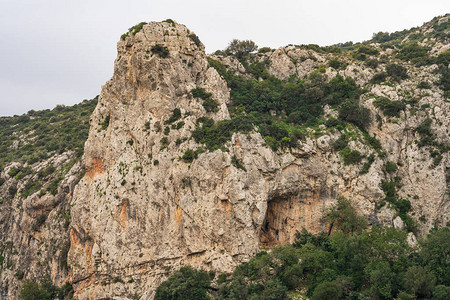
[419,228,450,285]
[154,266,214,300]
[225,39,258,58]
[312,281,342,300]
[326,197,368,235]
[402,266,436,298]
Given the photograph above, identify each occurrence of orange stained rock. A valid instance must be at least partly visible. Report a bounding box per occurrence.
[85,157,103,179]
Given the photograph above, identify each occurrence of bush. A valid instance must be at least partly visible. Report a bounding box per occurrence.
[403,266,436,298]
[360,153,375,174]
[332,135,348,152]
[326,197,368,234]
[154,266,214,300]
[191,88,219,113]
[22,181,43,198]
[371,72,387,84]
[338,99,371,129]
[181,149,195,163]
[416,118,432,136]
[373,97,405,117]
[19,276,73,300]
[365,59,379,69]
[312,281,342,300]
[165,108,181,124]
[433,285,450,300]
[224,39,258,58]
[328,59,342,69]
[397,42,430,65]
[341,148,364,165]
[385,161,398,173]
[188,33,201,47]
[417,81,431,89]
[386,63,408,81]
[357,44,379,56]
[151,44,169,58]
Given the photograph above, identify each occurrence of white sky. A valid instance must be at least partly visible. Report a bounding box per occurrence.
[0,0,448,116]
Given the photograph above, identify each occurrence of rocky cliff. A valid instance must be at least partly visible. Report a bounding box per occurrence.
[1,16,449,299]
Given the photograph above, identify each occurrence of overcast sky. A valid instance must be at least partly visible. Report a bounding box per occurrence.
[0,0,448,116]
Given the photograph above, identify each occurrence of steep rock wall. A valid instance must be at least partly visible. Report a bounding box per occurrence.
[67,21,449,299]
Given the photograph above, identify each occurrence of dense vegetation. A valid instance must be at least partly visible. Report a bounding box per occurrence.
[0,98,96,168]
[156,199,450,300]
[19,277,73,300]
[199,55,367,152]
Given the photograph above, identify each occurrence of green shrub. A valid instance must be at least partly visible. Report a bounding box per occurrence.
[160,137,169,150]
[333,135,348,152]
[360,153,375,174]
[154,266,214,300]
[8,185,17,197]
[365,59,379,69]
[191,88,219,112]
[19,276,73,300]
[231,155,246,171]
[328,59,342,69]
[416,118,432,136]
[385,161,398,173]
[202,98,219,113]
[338,99,371,129]
[224,39,258,58]
[341,148,364,165]
[433,285,450,300]
[181,149,195,163]
[99,114,110,130]
[371,72,387,84]
[129,22,147,35]
[324,117,341,127]
[312,281,342,300]
[22,181,43,198]
[188,33,201,47]
[258,47,273,53]
[162,19,175,25]
[47,177,63,196]
[397,42,430,65]
[326,197,368,234]
[386,63,408,81]
[373,97,405,117]
[381,180,397,202]
[402,266,436,298]
[357,44,379,56]
[417,81,431,89]
[151,44,169,58]
[163,126,170,135]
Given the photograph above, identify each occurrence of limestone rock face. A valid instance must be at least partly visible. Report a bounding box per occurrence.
[67,21,449,299]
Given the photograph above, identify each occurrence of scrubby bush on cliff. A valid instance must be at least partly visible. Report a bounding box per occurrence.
[373,97,405,117]
[154,266,214,300]
[338,99,371,129]
[19,276,73,300]
[151,44,169,58]
[386,63,408,81]
[224,39,258,58]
